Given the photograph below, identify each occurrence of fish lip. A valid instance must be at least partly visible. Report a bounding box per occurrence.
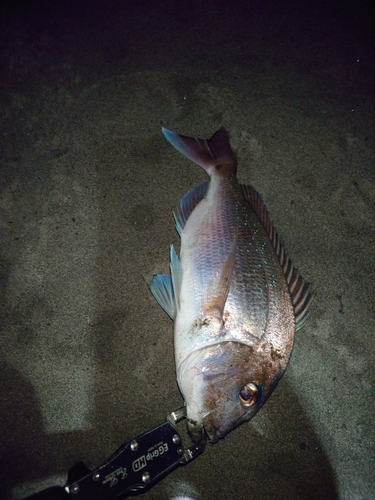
[186,417,206,443]
[201,421,229,443]
[188,408,232,444]
[187,418,220,444]
[204,427,220,443]
[201,411,253,443]
[181,341,264,443]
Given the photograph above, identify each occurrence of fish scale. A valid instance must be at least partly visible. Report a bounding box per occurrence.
[151,127,313,443]
[177,173,293,359]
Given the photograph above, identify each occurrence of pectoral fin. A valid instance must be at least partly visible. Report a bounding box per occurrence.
[150,246,182,321]
[203,235,237,321]
[150,274,176,319]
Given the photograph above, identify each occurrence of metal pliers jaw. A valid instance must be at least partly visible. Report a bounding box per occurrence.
[167,406,206,464]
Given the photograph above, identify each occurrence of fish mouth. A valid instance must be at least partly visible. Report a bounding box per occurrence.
[179,341,259,443]
[179,343,248,440]
[187,415,231,443]
[186,414,222,444]
[186,418,207,443]
[201,425,221,444]
[192,403,259,444]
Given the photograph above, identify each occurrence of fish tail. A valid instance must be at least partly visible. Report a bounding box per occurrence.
[162,127,237,177]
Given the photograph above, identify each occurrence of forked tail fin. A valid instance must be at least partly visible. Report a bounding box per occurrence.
[162,127,237,177]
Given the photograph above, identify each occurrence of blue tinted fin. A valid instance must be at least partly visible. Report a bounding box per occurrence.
[162,127,237,176]
[150,274,176,320]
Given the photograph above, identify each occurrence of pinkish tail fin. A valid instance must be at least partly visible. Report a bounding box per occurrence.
[162,127,237,176]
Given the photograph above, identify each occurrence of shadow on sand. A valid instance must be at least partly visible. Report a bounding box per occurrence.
[0,362,338,499]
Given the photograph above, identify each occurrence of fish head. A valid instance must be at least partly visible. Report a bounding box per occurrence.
[178,340,289,443]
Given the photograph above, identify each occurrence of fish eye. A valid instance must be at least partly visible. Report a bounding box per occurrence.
[239,383,258,407]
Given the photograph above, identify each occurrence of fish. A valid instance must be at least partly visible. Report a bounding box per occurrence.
[150,127,313,443]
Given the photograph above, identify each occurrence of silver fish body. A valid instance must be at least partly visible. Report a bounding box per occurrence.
[151,127,313,443]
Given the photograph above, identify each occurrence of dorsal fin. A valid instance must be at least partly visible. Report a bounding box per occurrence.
[241,185,314,330]
[174,182,208,235]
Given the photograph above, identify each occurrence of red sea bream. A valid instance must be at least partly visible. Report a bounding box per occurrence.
[151,127,313,443]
